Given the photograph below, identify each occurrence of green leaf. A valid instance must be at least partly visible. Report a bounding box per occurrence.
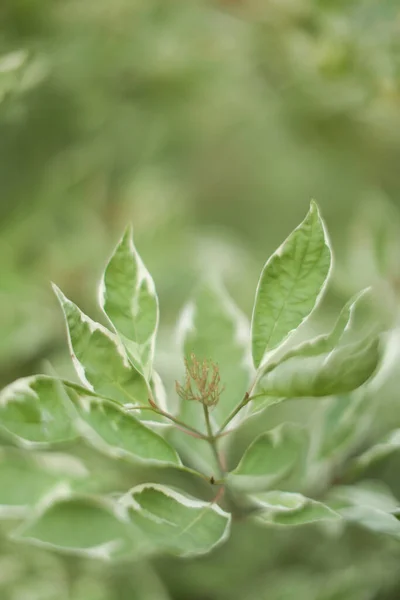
[122,484,231,557]
[328,482,400,538]
[267,288,371,367]
[13,495,143,559]
[228,423,307,491]
[338,505,400,539]
[317,393,371,460]
[251,200,332,368]
[178,281,252,428]
[330,481,399,513]
[0,449,87,518]
[250,290,372,413]
[253,491,340,526]
[53,285,148,405]
[0,375,76,444]
[353,429,400,470]
[101,226,159,379]
[66,386,180,465]
[258,335,380,398]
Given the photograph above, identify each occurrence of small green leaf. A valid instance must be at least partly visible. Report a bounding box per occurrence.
[267,288,371,367]
[122,484,231,557]
[258,335,380,398]
[229,423,307,491]
[328,482,400,538]
[66,386,180,465]
[353,429,400,470]
[0,375,76,444]
[251,201,332,368]
[338,505,400,539]
[253,491,340,526]
[53,285,148,405]
[330,482,399,513]
[178,281,252,427]
[101,227,159,378]
[13,495,143,559]
[250,291,372,413]
[0,449,87,518]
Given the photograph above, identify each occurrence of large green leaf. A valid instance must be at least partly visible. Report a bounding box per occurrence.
[253,491,340,526]
[251,201,332,368]
[122,484,231,557]
[66,386,180,465]
[257,335,380,398]
[228,423,307,491]
[178,281,252,428]
[0,375,76,444]
[101,226,159,379]
[0,449,87,518]
[13,495,143,559]
[53,285,148,405]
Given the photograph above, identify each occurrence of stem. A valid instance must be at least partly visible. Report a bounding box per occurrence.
[203,405,225,479]
[127,401,207,439]
[216,392,250,436]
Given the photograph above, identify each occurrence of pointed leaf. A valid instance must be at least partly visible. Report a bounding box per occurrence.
[178,281,252,427]
[229,423,307,491]
[53,285,148,405]
[266,288,371,367]
[0,375,76,444]
[253,491,340,526]
[258,335,380,398]
[251,201,332,368]
[101,227,159,378]
[66,386,180,465]
[13,495,143,559]
[121,484,231,557]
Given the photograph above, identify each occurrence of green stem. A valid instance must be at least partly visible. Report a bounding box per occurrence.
[216,392,250,436]
[128,401,207,439]
[203,405,225,479]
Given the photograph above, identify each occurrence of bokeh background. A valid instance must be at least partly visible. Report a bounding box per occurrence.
[2,1,400,598]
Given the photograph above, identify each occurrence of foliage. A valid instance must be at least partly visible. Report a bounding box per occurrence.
[3,1,400,598]
[2,202,398,599]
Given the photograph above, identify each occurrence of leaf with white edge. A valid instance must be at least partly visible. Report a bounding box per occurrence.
[66,386,180,465]
[257,335,380,398]
[178,281,252,427]
[251,200,332,368]
[250,291,372,413]
[0,375,76,444]
[13,495,144,559]
[228,423,307,491]
[121,484,231,557]
[0,449,87,518]
[264,288,371,371]
[53,285,148,405]
[101,226,159,379]
[253,491,340,526]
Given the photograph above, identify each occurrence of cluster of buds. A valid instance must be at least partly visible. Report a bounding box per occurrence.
[175,353,224,408]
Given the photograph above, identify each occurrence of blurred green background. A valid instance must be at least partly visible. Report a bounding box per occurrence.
[2,0,400,598]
